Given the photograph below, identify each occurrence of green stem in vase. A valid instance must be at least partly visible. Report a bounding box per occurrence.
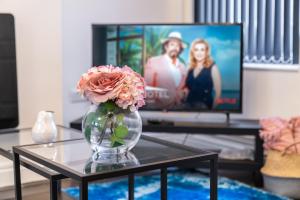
[96,115,111,145]
[84,112,97,143]
[94,101,129,148]
[110,114,129,147]
[110,121,114,135]
[94,102,116,145]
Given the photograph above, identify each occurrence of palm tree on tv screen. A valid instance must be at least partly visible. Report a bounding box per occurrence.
[119,38,143,74]
[145,27,171,62]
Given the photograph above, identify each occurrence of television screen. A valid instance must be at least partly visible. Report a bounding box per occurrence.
[93,24,242,113]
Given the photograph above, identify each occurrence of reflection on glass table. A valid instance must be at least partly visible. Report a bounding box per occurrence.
[85,152,140,174]
[0,125,83,156]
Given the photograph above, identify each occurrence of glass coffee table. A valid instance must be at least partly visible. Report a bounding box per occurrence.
[13,135,218,200]
[0,126,84,199]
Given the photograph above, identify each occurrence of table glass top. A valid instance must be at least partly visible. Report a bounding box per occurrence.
[0,126,83,152]
[19,137,211,177]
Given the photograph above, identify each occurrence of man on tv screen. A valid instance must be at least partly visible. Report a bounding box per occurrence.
[144,31,187,109]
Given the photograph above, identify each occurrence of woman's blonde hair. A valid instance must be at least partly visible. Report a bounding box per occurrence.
[189,39,214,69]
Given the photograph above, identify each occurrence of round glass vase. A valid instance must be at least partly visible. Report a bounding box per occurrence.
[82,102,142,156]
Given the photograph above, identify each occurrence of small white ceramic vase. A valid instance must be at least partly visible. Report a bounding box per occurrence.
[32,111,58,143]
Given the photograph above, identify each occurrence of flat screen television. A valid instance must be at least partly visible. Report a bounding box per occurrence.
[92,24,242,113]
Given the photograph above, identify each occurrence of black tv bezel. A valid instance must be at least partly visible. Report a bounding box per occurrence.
[92,23,243,114]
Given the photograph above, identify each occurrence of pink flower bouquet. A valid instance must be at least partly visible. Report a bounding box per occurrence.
[77,65,146,111]
[77,65,146,149]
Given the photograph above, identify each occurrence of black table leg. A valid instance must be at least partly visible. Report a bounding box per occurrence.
[128,174,135,200]
[210,156,218,200]
[254,134,264,187]
[57,180,61,194]
[161,168,167,200]
[253,171,263,187]
[80,180,88,200]
[13,152,22,200]
[50,177,58,200]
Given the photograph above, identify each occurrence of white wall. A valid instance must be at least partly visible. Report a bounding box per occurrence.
[0,0,63,128]
[62,0,190,126]
[241,69,300,118]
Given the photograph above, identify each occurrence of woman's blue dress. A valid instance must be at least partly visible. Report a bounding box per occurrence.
[186,65,214,109]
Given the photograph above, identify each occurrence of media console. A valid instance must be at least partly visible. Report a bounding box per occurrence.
[70,118,263,186]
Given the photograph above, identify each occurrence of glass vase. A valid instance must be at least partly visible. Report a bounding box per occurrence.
[82,102,142,156]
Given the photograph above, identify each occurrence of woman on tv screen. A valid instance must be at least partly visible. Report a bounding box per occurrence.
[185,39,221,109]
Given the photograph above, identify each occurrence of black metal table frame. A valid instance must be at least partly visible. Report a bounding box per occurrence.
[0,147,66,200]
[0,126,84,200]
[13,135,218,200]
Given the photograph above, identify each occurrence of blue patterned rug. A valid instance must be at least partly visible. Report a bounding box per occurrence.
[63,171,290,200]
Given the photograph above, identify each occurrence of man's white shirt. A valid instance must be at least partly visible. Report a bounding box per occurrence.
[164,54,181,87]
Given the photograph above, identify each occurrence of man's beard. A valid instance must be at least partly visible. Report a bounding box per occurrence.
[168,50,179,59]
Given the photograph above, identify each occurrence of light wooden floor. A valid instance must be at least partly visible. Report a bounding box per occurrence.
[2,179,74,200]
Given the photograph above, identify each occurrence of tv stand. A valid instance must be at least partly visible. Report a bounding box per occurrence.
[191,112,231,125]
[147,119,175,126]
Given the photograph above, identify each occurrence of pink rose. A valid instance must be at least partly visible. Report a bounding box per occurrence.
[77,65,146,110]
[77,66,126,104]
